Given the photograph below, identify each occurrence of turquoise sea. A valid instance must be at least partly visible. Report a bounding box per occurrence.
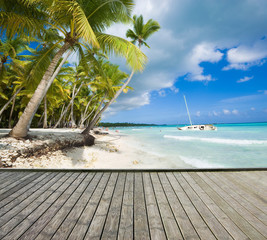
[115,122,267,168]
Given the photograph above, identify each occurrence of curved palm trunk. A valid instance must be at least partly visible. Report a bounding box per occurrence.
[82,71,134,134]
[0,87,22,118]
[53,83,83,128]
[70,85,77,128]
[8,97,16,128]
[79,93,96,127]
[43,96,47,128]
[82,92,108,134]
[9,43,71,138]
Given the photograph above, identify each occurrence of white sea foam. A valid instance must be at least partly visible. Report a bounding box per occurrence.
[164,135,267,145]
[180,156,225,168]
[132,129,142,131]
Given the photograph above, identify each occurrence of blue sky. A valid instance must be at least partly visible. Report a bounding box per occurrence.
[100,0,267,124]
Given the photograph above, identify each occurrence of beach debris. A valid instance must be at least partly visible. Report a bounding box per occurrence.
[133,160,139,165]
[0,130,95,167]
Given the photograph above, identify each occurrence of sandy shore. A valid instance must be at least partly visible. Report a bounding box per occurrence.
[0,128,179,169]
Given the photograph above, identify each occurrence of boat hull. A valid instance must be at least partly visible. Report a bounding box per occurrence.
[178,125,217,131]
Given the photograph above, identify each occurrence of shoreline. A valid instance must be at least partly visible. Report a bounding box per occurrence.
[0,128,187,169]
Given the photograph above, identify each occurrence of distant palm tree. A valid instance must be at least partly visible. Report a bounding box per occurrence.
[126,14,160,49]
[82,14,160,133]
[0,38,29,77]
[2,0,146,138]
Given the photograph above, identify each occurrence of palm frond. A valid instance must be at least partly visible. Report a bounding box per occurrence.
[96,33,147,72]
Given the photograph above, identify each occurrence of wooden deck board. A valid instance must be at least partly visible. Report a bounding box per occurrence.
[0,169,266,240]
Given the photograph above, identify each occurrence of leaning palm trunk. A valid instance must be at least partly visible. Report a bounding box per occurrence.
[8,97,16,128]
[43,96,47,128]
[79,93,96,127]
[70,84,77,128]
[82,70,134,134]
[53,83,83,128]
[9,43,71,138]
[0,87,22,119]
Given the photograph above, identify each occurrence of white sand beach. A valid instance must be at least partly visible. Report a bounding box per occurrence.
[0,128,179,169]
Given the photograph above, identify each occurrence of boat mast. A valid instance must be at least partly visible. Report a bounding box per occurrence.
[184,95,192,126]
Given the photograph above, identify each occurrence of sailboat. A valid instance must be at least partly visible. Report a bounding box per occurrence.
[178,95,217,131]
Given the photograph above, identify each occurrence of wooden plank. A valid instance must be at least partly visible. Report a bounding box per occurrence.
[143,172,166,240]
[158,172,199,240]
[0,172,66,227]
[84,172,118,240]
[0,172,52,214]
[117,172,134,240]
[101,172,126,240]
[0,172,42,203]
[0,172,38,196]
[174,172,232,240]
[238,171,267,188]
[182,172,246,240]
[208,172,267,225]
[150,172,182,240]
[0,172,76,239]
[0,172,27,189]
[37,173,102,240]
[0,172,14,183]
[191,172,266,240]
[133,172,150,240]
[67,172,110,240]
[166,172,216,240]
[230,172,267,199]
[220,172,267,214]
[200,172,267,238]
[20,172,93,240]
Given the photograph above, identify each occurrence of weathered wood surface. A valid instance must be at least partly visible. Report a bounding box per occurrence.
[0,170,266,239]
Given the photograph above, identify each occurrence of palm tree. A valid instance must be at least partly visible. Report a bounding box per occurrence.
[82,14,160,133]
[3,0,146,138]
[82,61,130,133]
[126,15,160,48]
[0,38,29,77]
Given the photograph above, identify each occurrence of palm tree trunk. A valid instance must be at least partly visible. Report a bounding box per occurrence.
[8,97,16,128]
[43,96,47,128]
[70,84,77,128]
[37,112,44,127]
[53,83,83,128]
[82,92,108,134]
[0,87,22,118]
[79,93,96,127]
[9,42,71,138]
[82,71,134,134]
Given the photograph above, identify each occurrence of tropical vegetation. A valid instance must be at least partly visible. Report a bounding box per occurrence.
[0,0,160,138]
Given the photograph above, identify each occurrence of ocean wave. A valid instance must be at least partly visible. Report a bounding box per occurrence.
[163,135,267,145]
[132,129,142,131]
[180,156,225,168]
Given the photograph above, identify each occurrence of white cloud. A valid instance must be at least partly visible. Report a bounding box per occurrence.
[224,38,267,70]
[251,107,255,111]
[232,109,239,115]
[221,94,262,103]
[237,76,253,83]
[223,109,231,115]
[196,111,201,117]
[264,90,267,95]
[170,86,179,93]
[102,0,267,118]
[185,43,223,81]
[158,90,166,97]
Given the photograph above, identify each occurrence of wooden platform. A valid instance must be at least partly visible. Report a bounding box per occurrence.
[0,169,266,239]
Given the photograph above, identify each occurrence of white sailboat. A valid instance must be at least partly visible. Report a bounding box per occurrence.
[178,95,217,131]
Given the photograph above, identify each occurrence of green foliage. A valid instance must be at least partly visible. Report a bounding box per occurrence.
[0,1,160,129]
